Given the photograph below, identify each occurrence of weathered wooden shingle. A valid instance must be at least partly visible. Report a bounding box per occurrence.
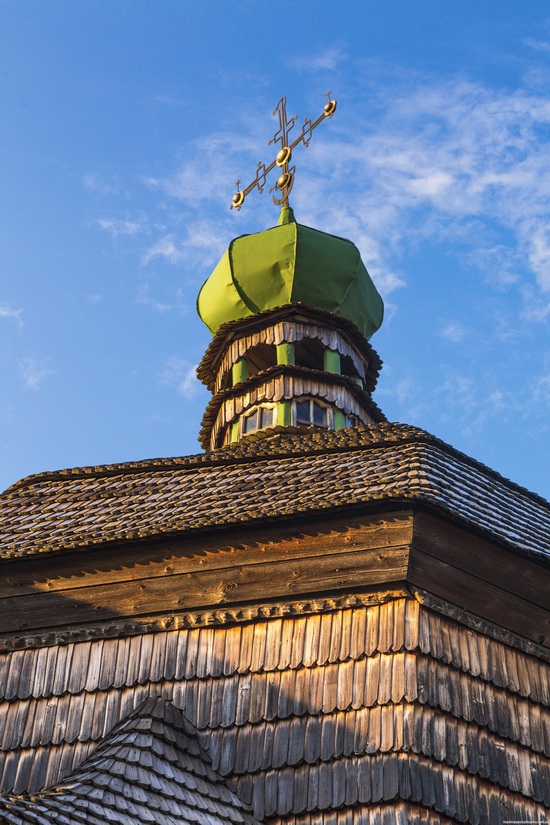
[269,804,457,825]
[0,602,546,705]
[206,704,550,794]
[232,754,550,823]
[0,601,547,810]
[0,603,418,700]
[0,599,548,821]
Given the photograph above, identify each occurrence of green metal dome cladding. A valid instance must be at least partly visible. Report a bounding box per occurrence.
[197,207,384,340]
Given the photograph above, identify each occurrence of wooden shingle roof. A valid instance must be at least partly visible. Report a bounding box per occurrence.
[0,697,258,825]
[1,423,549,562]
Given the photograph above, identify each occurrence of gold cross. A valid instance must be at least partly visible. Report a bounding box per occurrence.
[231,92,337,211]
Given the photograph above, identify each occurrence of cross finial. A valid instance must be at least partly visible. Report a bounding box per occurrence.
[231,93,337,211]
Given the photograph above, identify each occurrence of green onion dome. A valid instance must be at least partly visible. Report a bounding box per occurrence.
[197,207,384,340]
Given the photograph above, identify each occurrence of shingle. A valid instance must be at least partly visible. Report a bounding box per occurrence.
[0,594,548,822]
[1,424,549,561]
[196,304,383,395]
[230,754,549,822]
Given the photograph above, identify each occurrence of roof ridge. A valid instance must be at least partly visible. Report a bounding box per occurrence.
[4,422,550,514]
[0,423,435,488]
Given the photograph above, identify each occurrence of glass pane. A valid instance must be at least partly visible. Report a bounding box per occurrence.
[313,402,327,426]
[243,410,258,433]
[346,415,357,428]
[296,401,311,423]
[260,406,275,428]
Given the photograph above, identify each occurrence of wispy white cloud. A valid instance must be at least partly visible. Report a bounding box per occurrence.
[288,73,550,306]
[136,283,189,313]
[152,93,185,108]
[521,287,550,321]
[141,219,227,270]
[393,376,416,404]
[181,219,230,269]
[183,219,223,253]
[287,46,347,72]
[144,125,265,210]
[146,159,230,205]
[160,358,201,399]
[436,372,477,413]
[95,218,146,238]
[0,304,23,327]
[525,221,550,288]
[532,371,550,404]
[379,353,530,439]
[142,234,186,266]
[523,37,550,53]
[83,172,119,196]
[466,245,521,290]
[431,371,516,437]
[440,321,467,343]
[19,357,54,391]
[91,67,550,312]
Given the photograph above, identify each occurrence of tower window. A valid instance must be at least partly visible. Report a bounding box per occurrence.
[241,404,276,435]
[294,399,329,428]
[341,354,362,382]
[245,343,277,378]
[243,409,259,434]
[294,338,325,371]
[259,406,276,428]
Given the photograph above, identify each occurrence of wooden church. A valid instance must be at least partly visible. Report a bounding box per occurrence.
[0,97,548,825]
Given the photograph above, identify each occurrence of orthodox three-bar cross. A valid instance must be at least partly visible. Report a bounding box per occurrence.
[231,93,337,211]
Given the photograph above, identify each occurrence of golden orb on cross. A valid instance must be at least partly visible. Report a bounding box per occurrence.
[276,146,292,167]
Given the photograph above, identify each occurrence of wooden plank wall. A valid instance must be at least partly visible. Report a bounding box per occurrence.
[0,598,548,824]
[410,512,550,646]
[0,514,414,646]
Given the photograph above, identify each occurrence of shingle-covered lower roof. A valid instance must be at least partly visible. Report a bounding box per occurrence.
[1,423,549,561]
[0,697,259,825]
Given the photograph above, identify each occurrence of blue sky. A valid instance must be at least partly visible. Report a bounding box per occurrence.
[2,0,550,500]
